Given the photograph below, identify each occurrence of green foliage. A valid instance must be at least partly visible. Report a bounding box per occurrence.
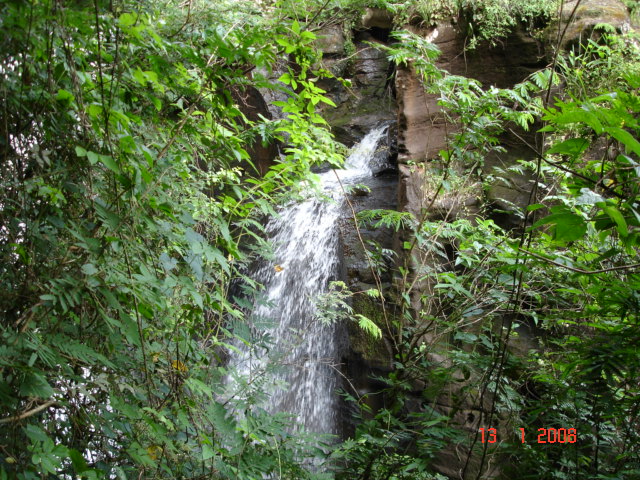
[337,28,640,480]
[456,0,558,48]
[357,209,415,231]
[2,0,640,478]
[380,31,555,167]
[539,79,640,248]
[332,403,457,479]
[271,0,558,51]
[558,32,640,99]
[376,0,558,48]
[314,282,383,339]
[0,0,343,478]
[502,67,640,479]
[623,0,640,23]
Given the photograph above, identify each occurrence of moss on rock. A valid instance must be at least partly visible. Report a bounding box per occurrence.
[348,295,393,368]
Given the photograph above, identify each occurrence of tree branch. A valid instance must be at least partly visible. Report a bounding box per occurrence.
[0,400,56,425]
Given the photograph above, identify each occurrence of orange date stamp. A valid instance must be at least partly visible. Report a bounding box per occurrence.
[479,427,577,444]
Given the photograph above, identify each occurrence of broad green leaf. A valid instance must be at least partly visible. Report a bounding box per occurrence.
[546,138,590,158]
[19,372,54,399]
[87,151,99,165]
[533,208,587,242]
[119,12,137,27]
[202,444,215,461]
[101,155,120,174]
[526,203,545,212]
[133,67,147,86]
[95,202,121,230]
[547,107,603,134]
[159,252,178,272]
[151,96,162,111]
[81,263,98,275]
[81,150,120,174]
[319,96,336,107]
[601,204,628,237]
[454,331,478,343]
[24,425,49,443]
[278,72,292,86]
[55,89,74,102]
[68,449,88,474]
[604,126,640,156]
[554,215,587,242]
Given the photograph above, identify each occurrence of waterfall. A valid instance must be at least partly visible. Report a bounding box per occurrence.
[229,126,388,436]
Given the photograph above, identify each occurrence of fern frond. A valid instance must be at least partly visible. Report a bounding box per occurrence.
[355,314,382,339]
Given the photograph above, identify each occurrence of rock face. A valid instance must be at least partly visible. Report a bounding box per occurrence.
[550,0,631,52]
[394,1,633,216]
[396,22,546,165]
[312,19,402,439]
[320,32,396,146]
[337,129,398,437]
[316,2,636,477]
[316,24,346,55]
[394,19,548,265]
[482,129,542,228]
[362,7,394,30]
[388,5,635,478]
[392,18,549,480]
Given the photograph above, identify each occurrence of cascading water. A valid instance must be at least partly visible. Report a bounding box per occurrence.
[229,126,388,436]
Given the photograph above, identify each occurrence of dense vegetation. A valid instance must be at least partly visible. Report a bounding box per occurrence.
[338,29,640,479]
[1,0,639,479]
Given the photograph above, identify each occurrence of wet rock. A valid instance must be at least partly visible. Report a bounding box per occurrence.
[256,61,290,121]
[397,163,428,218]
[396,66,447,163]
[321,38,396,145]
[481,126,553,228]
[349,185,370,197]
[354,40,389,87]
[347,262,376,284]
[336,129,399,378]
[508,318,542,358]
[482,132,538,227]
[347,296,394,369]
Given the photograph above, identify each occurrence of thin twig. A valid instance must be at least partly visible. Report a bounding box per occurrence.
[303,0,333,31]
[0,400,56,425]
[168,0,192,38]
[471,3,584,476]
[520,248,640,274]
[332,169,392,340]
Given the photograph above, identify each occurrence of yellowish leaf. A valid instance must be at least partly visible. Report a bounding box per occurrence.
[147,445,162,460]
[171,360,188,373]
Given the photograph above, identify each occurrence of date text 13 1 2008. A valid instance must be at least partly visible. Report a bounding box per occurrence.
[479,427,577,444]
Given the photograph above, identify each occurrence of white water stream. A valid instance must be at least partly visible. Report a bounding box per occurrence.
[229,126,388,435]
